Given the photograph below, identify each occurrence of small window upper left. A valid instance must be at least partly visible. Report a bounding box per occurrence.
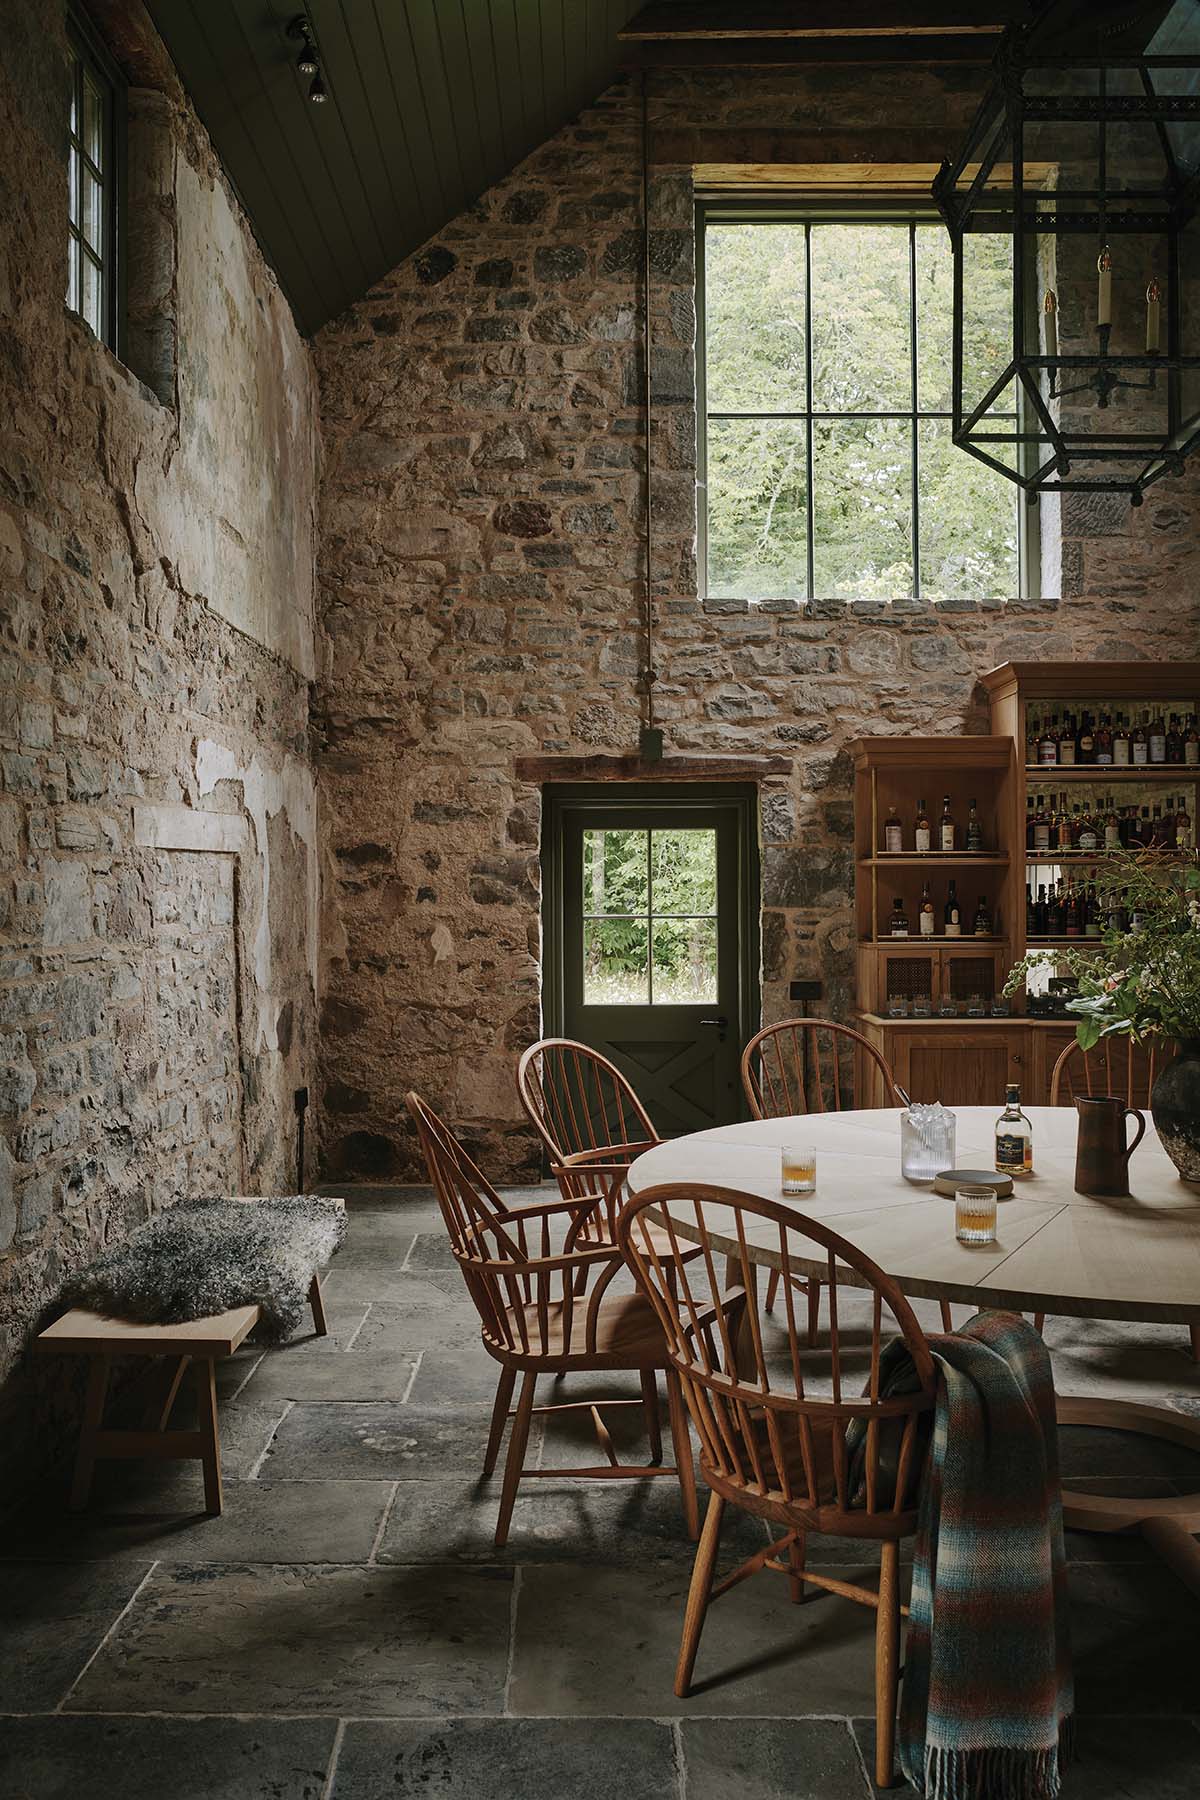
[66,11,124,352]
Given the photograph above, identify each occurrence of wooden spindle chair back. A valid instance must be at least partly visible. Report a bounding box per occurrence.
[517,1037,660,1235]
[406,1090,626,1363]
[741,1018,898,1121]
[619,1183,935,1534]
[1049,1035,1172,1109]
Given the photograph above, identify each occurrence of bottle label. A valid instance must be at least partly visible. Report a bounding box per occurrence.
[891,926,909,938]
[940,824,955,851]
[1095,750,1113,765]
[915,827,931,854]
[1104,825,1120,849]
[1150,734,1166,762]
[967,827,982,852]
[1114,741,1130,765]
[1186,743,1198,766]
[1059,741,1076,766]
[995,1132,1029,1174]
[1079,828,1099,851]
[1034,825,1050,851]
[884,826,902,853]
[1038,744,1057,764]
[920,913,935,937]
[945,917,961,938]
[1133,742,1148,765]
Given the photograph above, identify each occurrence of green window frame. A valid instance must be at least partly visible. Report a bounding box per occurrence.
[67,6,126,355]
[696,201,1038,604]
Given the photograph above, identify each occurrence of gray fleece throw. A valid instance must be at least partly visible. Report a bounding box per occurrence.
[60,1196,346,1342]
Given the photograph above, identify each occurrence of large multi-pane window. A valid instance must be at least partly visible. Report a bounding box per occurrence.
[67,11,123,350]
[699,210,1026,603]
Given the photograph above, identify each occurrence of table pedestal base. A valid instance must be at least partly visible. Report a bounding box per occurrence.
[1057,1395,1200,1595]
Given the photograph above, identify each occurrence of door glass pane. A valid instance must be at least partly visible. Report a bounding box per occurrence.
[706,418,807,600]
[584,919,649,1006]
[582,828,647,915]
[810,223,911,412]
[651,919,717,1005]
[705,221,807,411]
[812,417,913,599]
[650,829,717,916]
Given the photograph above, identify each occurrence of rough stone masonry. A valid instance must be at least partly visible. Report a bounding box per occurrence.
[0,0,319,1499]
[312,68,1200,1184]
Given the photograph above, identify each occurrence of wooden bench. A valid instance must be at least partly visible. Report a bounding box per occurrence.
[37,1273,328,1516]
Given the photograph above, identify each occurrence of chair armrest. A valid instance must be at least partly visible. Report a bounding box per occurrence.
[555,1140,658,1173]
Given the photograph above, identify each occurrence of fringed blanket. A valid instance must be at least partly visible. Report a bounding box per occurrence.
[60,1195,346,1342]
[881,1311,1074,1800]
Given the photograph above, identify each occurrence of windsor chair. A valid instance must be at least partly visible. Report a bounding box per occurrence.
[405,1091,699,1546]
[1046,1036,1197,1358]
[740,1020,918,1337]
[517,1037,700,1274]
[618,1182,936,1790]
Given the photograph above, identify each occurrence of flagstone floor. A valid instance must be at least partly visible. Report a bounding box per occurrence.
[2,1184,1199,1799]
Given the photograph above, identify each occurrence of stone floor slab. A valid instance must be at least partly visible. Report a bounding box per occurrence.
[1069,1561,1200,1715]
[681,1717,871,1800]
[509,1559,896,1718]
[331,1717,675,1800]
[0,1714,336,1800]
[321,1278,478,1343]
[0,1560,153,1710]
[402,1347,507,1407]
[379,1475,766,1565]
[67,1562,513,1716]
[259,1401,533,1481]
[3,1478,393,1565]
[240,1348,419,1403]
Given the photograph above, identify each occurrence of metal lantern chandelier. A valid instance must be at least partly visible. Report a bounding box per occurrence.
[933,0,1200,504]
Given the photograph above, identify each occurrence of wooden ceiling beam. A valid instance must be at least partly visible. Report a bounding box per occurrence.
[618,2,1028,40]
[653,125,965,165]
[619,36,1004,67]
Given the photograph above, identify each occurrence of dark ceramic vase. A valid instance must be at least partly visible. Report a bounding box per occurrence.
[1151,1040,1200,1185]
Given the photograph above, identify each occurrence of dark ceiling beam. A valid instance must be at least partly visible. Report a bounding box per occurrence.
[618,2,1028,39]
[619,36,1006,67]
[652,124,966,165]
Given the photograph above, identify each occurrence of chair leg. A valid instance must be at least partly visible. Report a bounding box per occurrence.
[483,1365,516,1477]
[1034,1313,1046,1335]
[70,1355,110,1511]
[765,1268,781,1312]
[196,1357,223,1517]
[675,1491,725,1698]
[1191,1324,1200,1363]
[806,1279,821,1349]
[640,1369,663,1464]
[939,1301,953,1332]
[874,1539,901,1789]
[494,1370,537,1547]
[666,1367,699,1541]
[787,1530,807,1604]
[308,1273,328,1336]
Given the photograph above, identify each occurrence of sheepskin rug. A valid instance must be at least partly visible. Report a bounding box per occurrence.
[60,1196,347,1341]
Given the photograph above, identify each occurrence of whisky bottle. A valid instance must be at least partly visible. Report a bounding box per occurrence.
[1166,714,1184,764]
[889,897,910,938]
[1077,712,1095,763]
[1177,797,1194,851]
[973,894,992,937]
[1104,798,1121,851]
[1150,710,1167,763]
[995,1084,1034,1178]
[939,795,956,852]
[1078,806,1099,854]
[1185,714,1199,766]
[1094,713,1113,765]
[966,798,983,853]
[914,797,932,855]
[1132,713,1149,766]
[944,879,962,937]
[920,880,936,937]
[1054,794,1072,852]
[1033,795,1051,854]
[1112,714,1130,766]
[1025,794,1035,851]
[1059,713,1077,767]
[883,805,903,854]
[1038,716,1059,765]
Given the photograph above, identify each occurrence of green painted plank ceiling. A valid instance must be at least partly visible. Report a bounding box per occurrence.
[147,0,644,335]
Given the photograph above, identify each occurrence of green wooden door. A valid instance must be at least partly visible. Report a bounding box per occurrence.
[544,786,760,1138]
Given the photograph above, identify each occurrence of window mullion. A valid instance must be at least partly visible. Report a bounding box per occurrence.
[804,222,815,602]
[909,221,921,601]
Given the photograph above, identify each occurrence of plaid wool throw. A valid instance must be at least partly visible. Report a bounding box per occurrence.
[897,1311,1074,1800]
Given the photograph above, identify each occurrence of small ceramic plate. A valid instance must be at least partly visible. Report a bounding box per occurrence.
[932,1168,1014,1199]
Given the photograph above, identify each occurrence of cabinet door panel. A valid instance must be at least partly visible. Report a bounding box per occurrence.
[905,1030,1024,1107]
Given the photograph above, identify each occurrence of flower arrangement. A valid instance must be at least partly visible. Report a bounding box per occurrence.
[1004,848,1200,1050]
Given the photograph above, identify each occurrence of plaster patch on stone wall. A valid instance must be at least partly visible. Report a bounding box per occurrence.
[194,738,319,1047]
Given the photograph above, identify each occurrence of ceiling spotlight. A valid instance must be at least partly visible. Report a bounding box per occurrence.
[295,40,318,75]
[308,70,328,103]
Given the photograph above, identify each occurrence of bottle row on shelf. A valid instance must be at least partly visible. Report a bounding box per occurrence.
[1025,790,1194,854]
[881,795,986,855]
[1025,706,1199,769]
[1026,874,1151,941]
[887,881,995,939]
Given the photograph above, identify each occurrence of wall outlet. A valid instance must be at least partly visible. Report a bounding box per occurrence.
[789,980,823,1002]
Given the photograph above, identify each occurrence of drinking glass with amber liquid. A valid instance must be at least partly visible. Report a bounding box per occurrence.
[781,1147,817,1195]
[956,1184,998,1246]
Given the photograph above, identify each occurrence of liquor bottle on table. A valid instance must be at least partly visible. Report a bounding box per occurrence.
[995,1084,1034,1178]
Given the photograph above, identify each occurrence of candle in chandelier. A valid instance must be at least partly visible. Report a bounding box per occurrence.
[1146,277,1162,354]
[1097,244,1112,329]
[1043,288,1058,359]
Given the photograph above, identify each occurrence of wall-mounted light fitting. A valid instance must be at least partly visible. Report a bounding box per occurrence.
[286,15,326,103]
[308,71,328,104]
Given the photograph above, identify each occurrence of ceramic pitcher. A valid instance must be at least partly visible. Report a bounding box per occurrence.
[1074,1095,1146,1196]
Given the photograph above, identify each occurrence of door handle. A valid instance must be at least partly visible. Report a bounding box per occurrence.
[699,1016,729,1028]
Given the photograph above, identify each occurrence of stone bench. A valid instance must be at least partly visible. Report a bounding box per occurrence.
[37,1273,328,1516]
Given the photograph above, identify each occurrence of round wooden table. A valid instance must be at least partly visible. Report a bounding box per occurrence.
[628,1106,1200,1590]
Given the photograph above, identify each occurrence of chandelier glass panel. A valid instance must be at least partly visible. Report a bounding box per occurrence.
[933,9,1200,502]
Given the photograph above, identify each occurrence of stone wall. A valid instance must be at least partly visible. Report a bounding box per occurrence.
[0,1,319,1494]
[313,68,1200,1182]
